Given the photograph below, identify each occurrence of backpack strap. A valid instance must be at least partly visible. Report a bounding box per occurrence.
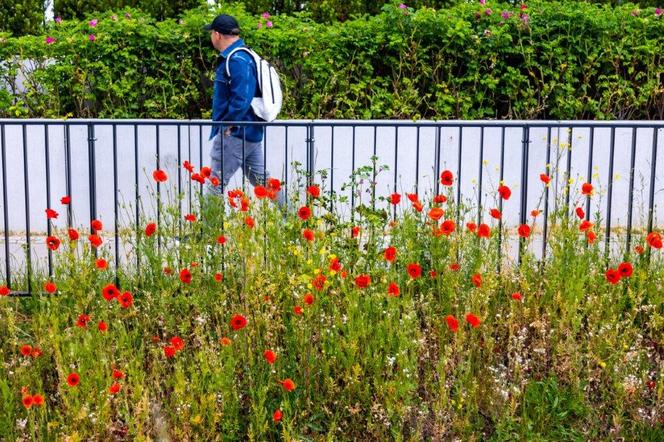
[224,46,255,79]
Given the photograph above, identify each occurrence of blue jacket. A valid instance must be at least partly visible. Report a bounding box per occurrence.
[209,39,263,143]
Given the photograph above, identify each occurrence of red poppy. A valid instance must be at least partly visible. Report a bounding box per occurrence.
[384,246,397,262]
[302,229,315,242]
[214,272,223,282]
[95,258,107,269]
[531,209,541,217]
[434,194,447,204]
[216,235,226,245]
[428,207,444,221]
[579,220,593,232]
[407,263,422,279]
[75,314,90,328]
[280,378,296,392]
[98,320,108,332]
[170,336,184,351]
[184,214,196,222]
[355,274,371,288]
[389,193,401,205]
[304,293,315,305]
[145,222,156,237]
[465,313,481,328]
[498,184,511,200]
[22,395,33,409]
[351,226,360,238]
[263,350,277,364]
[31,394,44,406]
[466,222,477,233]
[111,369,124,380]
[387,282,400,297]
[191,173,204,184]
[295,206,311,222]
[44,281,57,293]
[477,223,490,238]
[449,263,461,272]
[293,306,303,315]
[273,409,283,424]
[445,315,459,332]
[88,234,103,248]
[309,274,324,291]
[254,185,268,199]
[575,207,585,219]
[108,382,121,394]
[407,193,419,203]
[68,228,79,241]
[0,285,10,296]
[581,182,593,195]
[179,268,192,284]
[152,169,168,182]
[91,219,103,231]
[20,344,32,356]
[183,161,194,173]
[230,314,247,331]
[490,208,501,220]
[307,185,321,198]
[46,236,60,251]
[429,270,437,278]
[67,372,80,387]
[440,220,455,235]
[605,268,620,284]
[412,201,423,212]
[618,262,633,278]
[46,208,58,219]
[102,283,119,301]
[635,245,645,255]
[164,345,176,358]
[518,224,531,238]
[540,173,551,185]
[119,291,133,308]
[511,292,522,301]
[245,216,255,229]
[471,273,482,288]
[440,170,454,186]
[647,232,662,249]
[60,195,71,205]
[200,166,211,178]
[268,178,281,192]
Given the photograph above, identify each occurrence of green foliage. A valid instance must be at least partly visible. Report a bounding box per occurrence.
[53,0,203,21]
[1,1,663,119]
[0,0,46,36]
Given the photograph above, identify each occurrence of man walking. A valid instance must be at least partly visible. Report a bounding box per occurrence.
[204,14,282,204]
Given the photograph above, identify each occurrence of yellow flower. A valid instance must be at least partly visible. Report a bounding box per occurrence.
[314,268,321,275]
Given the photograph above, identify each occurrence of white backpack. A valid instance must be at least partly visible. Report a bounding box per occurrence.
[226,47,283,122]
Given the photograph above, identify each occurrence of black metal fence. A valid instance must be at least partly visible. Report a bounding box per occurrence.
[0,119,662,296]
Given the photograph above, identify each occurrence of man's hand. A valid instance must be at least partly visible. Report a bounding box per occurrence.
[224,126,234,137]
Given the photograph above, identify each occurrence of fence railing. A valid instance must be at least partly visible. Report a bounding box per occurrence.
[1,119,662,296]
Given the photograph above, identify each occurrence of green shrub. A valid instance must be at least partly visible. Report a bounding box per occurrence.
[53,0,203,21]
[0,0,46,36]
[1,1,662,119]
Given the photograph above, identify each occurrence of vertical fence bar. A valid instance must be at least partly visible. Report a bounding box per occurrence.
[456,127,463,225]
[605,127,616,260]
[22,124,32,293]
[200,125,204,196]
[177,125,182,242]
[542,127,552,261]
[518,125,530,265]
[393,126,398,220]
[87,123,98,263]
[477,127,485,226]
[564,127,573,213]
[625,126,637,255]
[65,124,72,229]
[156,125,161,253]
[434,126,441,197]
[415,126,420,195]
[112,124,119,286]
[371,126,377,210]
[330,126,335,213]
[585,127,595,248]
[351,126,356,221]
[497,126,505,273]
[646,127,659,264]
[264,124,268,267]
[1,124,10,287]
[44,124,53,278]
[134,124,140,279]
[284,126,288,210]
[188,125,192,214]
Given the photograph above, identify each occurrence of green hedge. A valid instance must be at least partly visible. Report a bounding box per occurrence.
[1,1,663,119]
[0,0,46,36]
[53,0,204,21]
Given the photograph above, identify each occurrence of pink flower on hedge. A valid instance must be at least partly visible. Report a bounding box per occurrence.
[257,22,263,29]
[124,12,131,18]
[484,8,492,15]
[89,34,96,42]
[399,3,407,8]
[266,21,273,28]
[479,0,486,4]
[89,19,98,27]
[111,15,118,21]
[54,16,62,24]
[520,12,529,24]
[656,8,663,16]
[45,36,55,45]
[261,12,271,19]
[501,11,512,20]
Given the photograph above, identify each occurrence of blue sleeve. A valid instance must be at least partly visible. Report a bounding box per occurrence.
[219,54,256,122]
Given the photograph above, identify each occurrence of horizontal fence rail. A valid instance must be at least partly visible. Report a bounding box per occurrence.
[0,119,662,296]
